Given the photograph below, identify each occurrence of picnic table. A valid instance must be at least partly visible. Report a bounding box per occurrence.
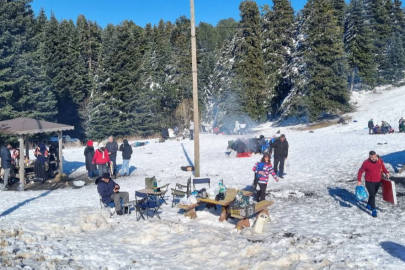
[198,188,252,221]
[231,200,274,230]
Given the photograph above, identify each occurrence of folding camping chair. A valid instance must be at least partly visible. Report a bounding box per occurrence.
[158,183,170,204]
[145,176,156,189]
[193,177,211,191]
[171,177,191,207]
[135,191,161,220]
[99,195,123,217]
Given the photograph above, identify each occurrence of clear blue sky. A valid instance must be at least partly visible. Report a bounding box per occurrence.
[30,0,307,28]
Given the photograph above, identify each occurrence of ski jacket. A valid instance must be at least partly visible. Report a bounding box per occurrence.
[368,120,374,129]
[0,147,11,169]
[93,148,111,165]
[106,141,118,158]
[270,139,289,158]
[119,139,133,160]
[357,158,388,183]
[96,177,119,204]
[253,161,277,184]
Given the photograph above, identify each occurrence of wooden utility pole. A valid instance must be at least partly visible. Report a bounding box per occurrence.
[190,0,200,177]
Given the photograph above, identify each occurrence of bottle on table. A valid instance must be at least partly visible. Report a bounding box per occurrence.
[153,179,158,193]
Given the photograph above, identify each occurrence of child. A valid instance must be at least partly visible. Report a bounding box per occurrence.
[252,153,279,202]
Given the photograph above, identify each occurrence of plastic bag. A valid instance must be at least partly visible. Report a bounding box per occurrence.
[355,186,368,201]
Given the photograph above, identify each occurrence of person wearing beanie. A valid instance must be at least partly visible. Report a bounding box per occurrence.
[84,140,97,179]
[118,139,133,177]
[95,172,129,215]
[270,134,289,178]
[93,142,111,177]
[252,152,279,202]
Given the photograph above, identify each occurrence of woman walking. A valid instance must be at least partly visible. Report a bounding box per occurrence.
[252,153,278,202]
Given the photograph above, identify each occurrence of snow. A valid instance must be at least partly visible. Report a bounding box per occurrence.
[1,87,405,269]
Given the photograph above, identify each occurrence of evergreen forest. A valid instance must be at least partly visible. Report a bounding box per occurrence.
[1,0,405,140]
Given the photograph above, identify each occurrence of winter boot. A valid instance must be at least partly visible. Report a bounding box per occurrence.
[372,209,377,218]
[366,204,372,211]
[116,210,123,216]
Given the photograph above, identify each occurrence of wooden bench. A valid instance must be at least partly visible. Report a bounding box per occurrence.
[231,200,274,230]
[177,203,200,219]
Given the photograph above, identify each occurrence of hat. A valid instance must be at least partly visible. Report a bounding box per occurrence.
[280,134,286,138]
[87,140,93,147]
[99,142,105,148]
[102,172,110,179]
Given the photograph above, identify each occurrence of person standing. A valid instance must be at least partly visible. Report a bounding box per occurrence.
[189,120,194,140]
[357,151,389,218]
[252,153,278,202]
[119,139,133,177]
[84,140,97,179]
[93,142,111,177]
[368,119,374,134]
[106,136,118,177]
[270,134,289,178]
[0,143,12,190]
[96,172,129,215]
[234,120,240,135]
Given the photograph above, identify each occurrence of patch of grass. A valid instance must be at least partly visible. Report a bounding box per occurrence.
[292,116,352,131]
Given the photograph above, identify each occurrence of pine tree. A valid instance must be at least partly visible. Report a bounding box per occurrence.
[367,0,393,84]
[87,24,117,140]
[345,0,376,89]
[261,0,295,118]
[16,8,57,120]
[304,0,349,120]
[234,0,267,121]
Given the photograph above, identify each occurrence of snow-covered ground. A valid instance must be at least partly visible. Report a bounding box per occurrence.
[1,87,405,269]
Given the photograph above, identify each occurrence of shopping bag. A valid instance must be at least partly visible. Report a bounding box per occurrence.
[355,186,368,201]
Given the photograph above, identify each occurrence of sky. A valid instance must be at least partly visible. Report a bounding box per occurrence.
[30,0,307,28]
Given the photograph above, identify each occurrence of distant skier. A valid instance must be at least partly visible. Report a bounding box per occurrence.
[368,119,374,134]
[252,153,278,202]
[270,134,289,178]
[357,151,389,218]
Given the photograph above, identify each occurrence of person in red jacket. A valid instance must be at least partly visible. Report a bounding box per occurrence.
[93,142,111,177]
[357,150,389,217]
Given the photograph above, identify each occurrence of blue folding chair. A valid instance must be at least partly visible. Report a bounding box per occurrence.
[135,191,161,220]
[99,195,123,217]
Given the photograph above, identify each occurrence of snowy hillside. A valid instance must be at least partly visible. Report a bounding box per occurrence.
[1,87,405,269]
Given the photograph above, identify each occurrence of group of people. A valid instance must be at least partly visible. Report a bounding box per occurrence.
[0,141,61,189]
[368,119,395,134]
[252,134,289,202]
[85,136,133,179]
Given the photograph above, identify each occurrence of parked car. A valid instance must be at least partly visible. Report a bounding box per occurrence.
[49,135,79,143]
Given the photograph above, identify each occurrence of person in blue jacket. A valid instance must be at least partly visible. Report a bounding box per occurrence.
[96,172,129,215]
